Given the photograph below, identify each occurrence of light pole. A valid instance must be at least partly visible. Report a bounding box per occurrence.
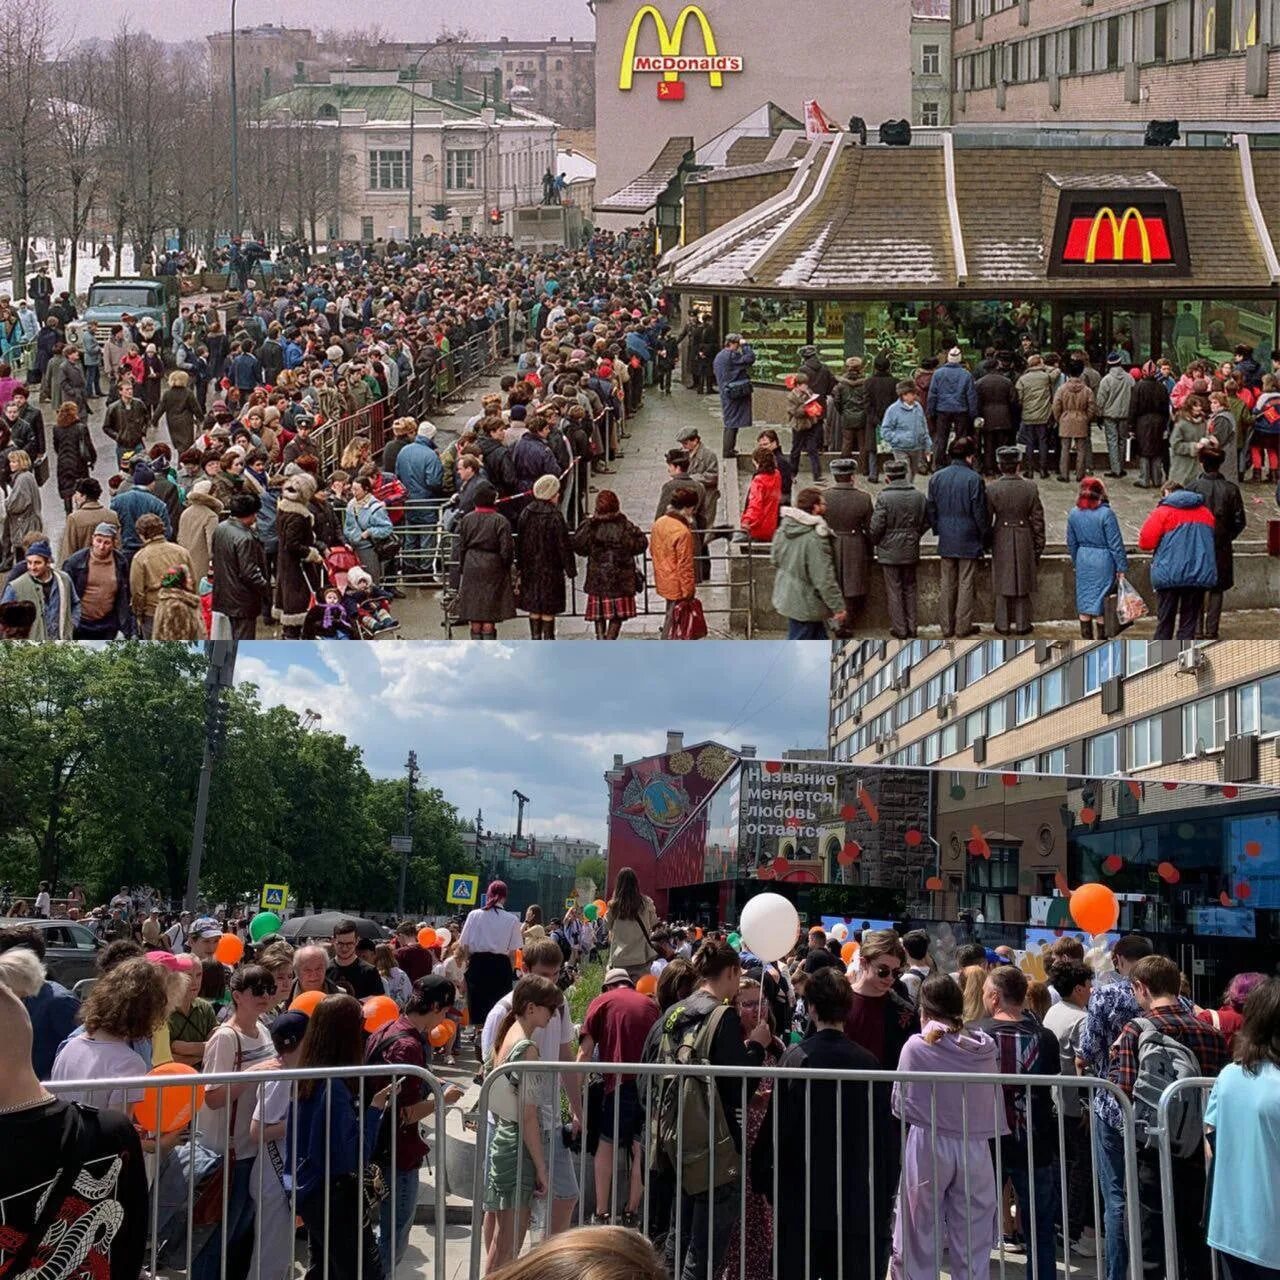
[229,0,240,239]
[405,47,432,241]
[186,640,238,912]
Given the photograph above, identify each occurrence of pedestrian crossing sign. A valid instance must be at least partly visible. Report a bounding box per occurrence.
[260,883,288,910]
[446,874,479,905]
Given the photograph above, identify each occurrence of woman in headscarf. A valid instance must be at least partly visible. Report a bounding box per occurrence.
[515,473,576,638]
[1066,476,1129,640]
[458,880,522,1059]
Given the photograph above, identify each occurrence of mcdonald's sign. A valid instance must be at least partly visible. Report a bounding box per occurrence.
[619,5,744,96]
[1048,187,1189,277]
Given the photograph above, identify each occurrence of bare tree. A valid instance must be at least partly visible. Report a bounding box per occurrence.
[47,48,104,296]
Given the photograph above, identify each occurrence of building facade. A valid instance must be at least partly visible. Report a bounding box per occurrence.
[256,68,558,241]
[952,0,1280,135]
[461,827,601,917]
[912,0,954,126]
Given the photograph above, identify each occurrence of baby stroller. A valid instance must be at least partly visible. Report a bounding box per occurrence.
[301,546,387,639]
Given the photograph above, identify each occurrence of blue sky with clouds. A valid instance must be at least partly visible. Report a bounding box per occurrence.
[234,642,830,850]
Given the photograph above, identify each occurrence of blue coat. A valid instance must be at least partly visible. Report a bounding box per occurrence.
[879,400,930,452]
[926,363,979,417]
[1067,503,1129,615]
[1141,489,1218,591]
[111,486,171,550]
[925,460,990,559]
[714,345,756,430]
[394,439,444,500]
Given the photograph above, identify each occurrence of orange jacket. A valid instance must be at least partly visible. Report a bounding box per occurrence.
[650,512,695,601]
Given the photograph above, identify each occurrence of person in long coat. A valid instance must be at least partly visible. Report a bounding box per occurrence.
[569,489,648,639]
[1129,364,1171,489]
[274,473,323,638]
[713,334,755,459]
[51,402,94,514]
[515,474,576,638]
[1052,368,1097,483]
[452,480,516,638]
[4,451,43,560]
[822,458,874,637]
[986,446,1046,634]
[154,370,203,453]
[1066,476,1128,639]
[57,349,90,419]
[176,480,223,583]
[1189,441,1246,639]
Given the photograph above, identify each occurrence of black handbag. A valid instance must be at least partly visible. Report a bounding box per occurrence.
[33,454,49,486]
[371,533,400,563]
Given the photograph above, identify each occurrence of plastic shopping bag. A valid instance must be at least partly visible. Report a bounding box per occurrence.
[1114,575,1149,627]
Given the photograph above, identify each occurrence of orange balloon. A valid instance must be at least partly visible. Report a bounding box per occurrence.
[635,974,658,996]
[362,995,398,1033]
[840,941,858,964]
[693,927,703,940]
[214,933,245,966]
[460,1008,470,1028]
[1070,882,1119,935]
[428,1021,454,1048]
[514,948,524,971]
[290,990,326,1016]
[594,899,608,915]
[133,1062,205,1135]
[417,927,436,948]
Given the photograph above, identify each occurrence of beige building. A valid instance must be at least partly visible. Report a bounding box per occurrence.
[952,0,1280,135]
[830,638,1280,788]
[912,0,953,126]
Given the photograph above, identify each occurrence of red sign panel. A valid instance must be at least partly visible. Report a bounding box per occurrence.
[657,80,686,100]
[1061,207,1173,264]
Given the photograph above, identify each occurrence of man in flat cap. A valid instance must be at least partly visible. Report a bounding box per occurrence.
[986,445,1045,634]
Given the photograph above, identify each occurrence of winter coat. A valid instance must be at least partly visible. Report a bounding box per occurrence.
[212,517,270,618]
[152,585,206,639]
[393,439,444,500]
[154,386,203,453]
[111,486,170,551]
[1190,472,1247,591]
[1014,366,1056,424]
[452,508,516,623]
[879,399,930,452]
[740,468,782,541]
[1129,376,1171,459]
[799,356,836,400]
[1067,503,1128,616]
[713,345,756,431]
[987,474,1046,597]
[5,470,42,548]
[926,363,978,417]
[476,435,515,495]
[650,511,696,602]
[1052,378,1096,439]
[1138,489,1218,591]
[516,499,576,615]
[832,374,868,432]
[654,474,704,524]
[57,359,90,418]
[177,490,223,582]
[274,497,322,626]
[685,445,719,525]
[1095,367,1135,422]
[52,420,94,500]
[822,484,874,598]
[866,373,899,427]
[129,537,194,620]
[63,548,132,637]
[975,372,1019,434]
[926,460,990,560]
[770,507,844,622]
[343,495,393,548]
[569,512,647,597]
[511,433,560,490]
[102,398,151,450]
[1207,410,1239,482]
[60,500,117,559]
[870,478,929,565]
[1168,417,1207,487]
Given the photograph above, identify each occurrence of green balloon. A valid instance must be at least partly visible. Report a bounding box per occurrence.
[583,903,599,921]
[727,932,742,950]
[249,911,281,942]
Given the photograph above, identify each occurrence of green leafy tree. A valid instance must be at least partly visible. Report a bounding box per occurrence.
[575,855,607,894]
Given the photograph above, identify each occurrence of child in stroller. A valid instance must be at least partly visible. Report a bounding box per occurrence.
[303,586,358,639]
[343,565,399,636]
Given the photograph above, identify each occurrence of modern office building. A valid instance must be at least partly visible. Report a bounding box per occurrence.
[951,0,1280,137]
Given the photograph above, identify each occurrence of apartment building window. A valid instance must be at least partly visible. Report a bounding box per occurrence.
[965,709,985,743]
[446,150,479,190]
[1106,15,1122,67]
[368,149,409,190]
[1183,693,1229,754]
[988,697,1008,737]
[1041,666,1065,713]
[921,102,940,126]
[1125,639,1162,675]
[1084,641,1123,694]
[1040,747,1068,773]
[1207,0,1233,52]
[1015,681,1040,726]
[360,216,374,241]
[956,0,974,25]
[969,845,1019,922]
[966,646,987,685]
[1127,715,1163,770]
[941,723,959,757]
[1237,673,1280,735]
[922,44,941,74]
[1015,756,1037,773]
[925,732,942,765]
[1153,2,1169,61]
[1087,730,1120,775]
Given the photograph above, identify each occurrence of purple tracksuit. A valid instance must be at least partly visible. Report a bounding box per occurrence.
[891,1026,1008,1280]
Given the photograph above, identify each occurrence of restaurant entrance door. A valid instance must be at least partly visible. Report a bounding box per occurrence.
[1053,300,1161,368]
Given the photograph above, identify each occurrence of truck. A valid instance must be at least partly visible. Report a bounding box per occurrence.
[81,276,180,347]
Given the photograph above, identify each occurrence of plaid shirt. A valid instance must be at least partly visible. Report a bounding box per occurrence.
[1108,1005,1228,1099]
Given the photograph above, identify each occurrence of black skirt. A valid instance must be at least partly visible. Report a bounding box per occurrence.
[467,950,515,1031]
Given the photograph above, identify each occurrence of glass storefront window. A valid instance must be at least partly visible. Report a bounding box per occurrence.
[1162,298,1276,374]
[814,300,930,380]
[940,299,1051,367]
[725,296,808,385]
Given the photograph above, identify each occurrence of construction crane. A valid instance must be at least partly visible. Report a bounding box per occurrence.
[511,789,532,858]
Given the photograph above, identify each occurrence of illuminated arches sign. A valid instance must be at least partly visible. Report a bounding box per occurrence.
[1048,185,1190,277]
[619,4,744,100]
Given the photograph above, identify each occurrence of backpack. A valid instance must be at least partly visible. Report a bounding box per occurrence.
[648,1002,738,1195]
[365,1024,426,1159]
[1130,1016,1204,1158]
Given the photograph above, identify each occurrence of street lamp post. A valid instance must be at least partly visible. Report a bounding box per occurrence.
[406,48,432,241]
[229,0,241,240]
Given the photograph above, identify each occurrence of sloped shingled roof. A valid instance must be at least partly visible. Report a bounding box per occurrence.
[668,143,1280,294]
[261,84,482,122]
[596,136,693,214]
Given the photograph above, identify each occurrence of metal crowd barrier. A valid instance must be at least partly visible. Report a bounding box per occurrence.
[469,1059,1145,1280]
[47,1063,450,1280]
[1150,1076,1220,1280]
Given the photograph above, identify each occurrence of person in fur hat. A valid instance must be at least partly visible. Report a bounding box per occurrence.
[152,564,206,639]
[274,472,322,638]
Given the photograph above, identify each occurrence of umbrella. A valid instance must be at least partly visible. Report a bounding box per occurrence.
[277,912,385,942]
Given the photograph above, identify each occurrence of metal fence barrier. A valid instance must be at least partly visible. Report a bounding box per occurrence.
[47,1063,450,1280]
[469,1059,1145,1280]
[1150,1076,1223,1280]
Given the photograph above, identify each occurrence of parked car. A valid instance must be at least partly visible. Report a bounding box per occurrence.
[0,918,102,986]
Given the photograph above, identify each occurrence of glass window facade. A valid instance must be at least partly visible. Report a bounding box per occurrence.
[1184,694,1229,755]
[723,296,808,384]
[1237,674,1280,736]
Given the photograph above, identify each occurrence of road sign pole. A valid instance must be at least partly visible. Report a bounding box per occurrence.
[396,751,419,919]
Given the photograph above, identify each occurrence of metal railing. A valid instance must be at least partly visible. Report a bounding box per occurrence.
[469,1058,1145,1280]
[47,1062,450,1280]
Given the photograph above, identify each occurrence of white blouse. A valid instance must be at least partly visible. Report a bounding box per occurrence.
[459,907,523,956]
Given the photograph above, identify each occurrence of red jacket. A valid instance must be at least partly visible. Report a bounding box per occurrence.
[741,468,782,541]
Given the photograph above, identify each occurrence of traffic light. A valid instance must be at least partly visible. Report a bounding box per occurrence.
[205,685,231,756]
[489,207,501,225]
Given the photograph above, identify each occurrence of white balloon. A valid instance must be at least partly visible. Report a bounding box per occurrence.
[830,923,849,943]
[739,892,801,963]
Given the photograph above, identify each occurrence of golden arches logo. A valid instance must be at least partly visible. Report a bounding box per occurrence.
[1084,206,1153,265]
[619,5,732,90]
